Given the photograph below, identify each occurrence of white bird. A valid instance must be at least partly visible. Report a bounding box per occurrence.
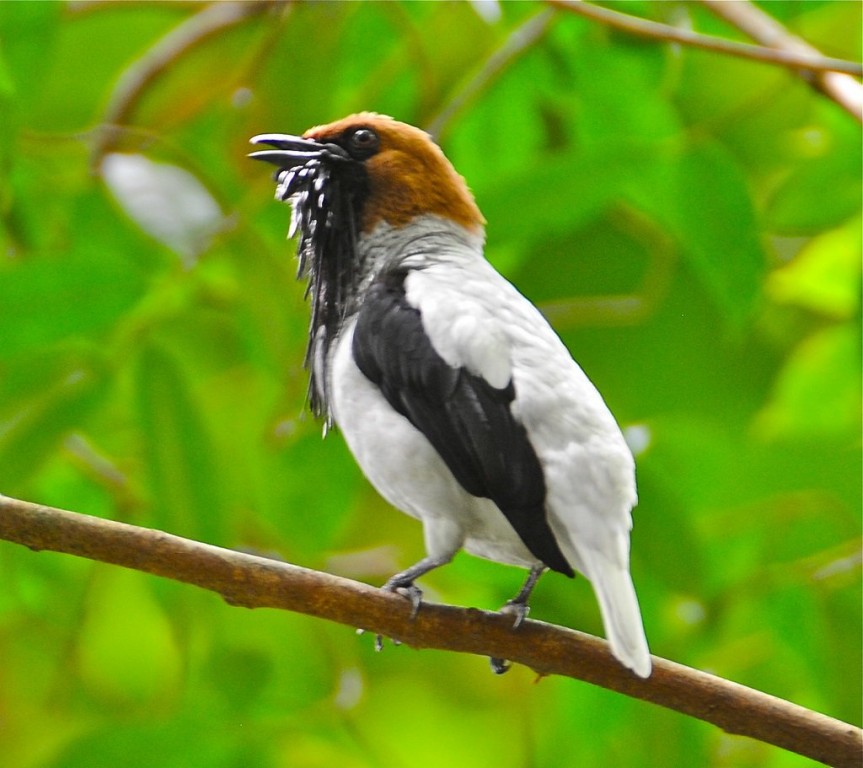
[250,113,651,677]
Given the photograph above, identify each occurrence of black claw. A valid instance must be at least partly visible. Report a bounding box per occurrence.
[369,580,423,652]
[382,580,424,619]
[372,634,403,651]
[402,584,424,619]
[488,604,526,674]
[500,599,530,629]
[487,567,547,674]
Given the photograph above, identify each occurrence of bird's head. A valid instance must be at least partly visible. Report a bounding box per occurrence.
[250,113,484,417]
[250,112,484,238]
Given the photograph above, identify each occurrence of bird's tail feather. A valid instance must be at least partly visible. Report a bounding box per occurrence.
[585,553,652,678]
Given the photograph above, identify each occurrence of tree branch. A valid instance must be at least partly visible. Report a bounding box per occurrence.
[701,0,863,123]
[549,0,861,76]
[1,494,860,768]
[89,0,273,167]
[548,0,862,123]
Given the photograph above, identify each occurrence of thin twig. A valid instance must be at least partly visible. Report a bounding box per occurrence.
[1,494,860,767]
[90,0,272,167]
[548,0,863,77]
[701,0,862,123]
[425,9,556,141]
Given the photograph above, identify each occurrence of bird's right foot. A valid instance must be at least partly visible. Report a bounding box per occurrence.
[381,577,424,619]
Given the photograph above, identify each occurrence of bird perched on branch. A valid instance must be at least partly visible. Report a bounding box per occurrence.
[250,113,651,678]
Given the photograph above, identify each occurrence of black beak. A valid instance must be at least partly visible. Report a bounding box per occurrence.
[248,133,349,169]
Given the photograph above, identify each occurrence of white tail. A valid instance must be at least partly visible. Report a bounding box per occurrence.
[588,556,652,678]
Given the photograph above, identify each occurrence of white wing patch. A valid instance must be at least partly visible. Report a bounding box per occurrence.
[404,268,512,390]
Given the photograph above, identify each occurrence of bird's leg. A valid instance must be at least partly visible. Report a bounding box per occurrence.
[500,564,546,628]
[490,565,546,674]
[381,554,452,617]
[372,555,452,651]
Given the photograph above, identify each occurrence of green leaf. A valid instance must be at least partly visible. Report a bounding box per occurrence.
[627,142,766,325]
[77,567,182,707]
[255,429,359,558]
[25,4,185,132]
[767,214,862,319]
[0,188,157,361]
[755,324,861,440]
[766,141,863,235]
[0,1,59,112]
[53,720,239,768]
[477,142,655,245]
[0,353,106,492]
[133,342,226,542]
[566,20,679,147]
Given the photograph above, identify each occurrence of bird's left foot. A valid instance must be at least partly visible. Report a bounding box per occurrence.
[489,565,546,674]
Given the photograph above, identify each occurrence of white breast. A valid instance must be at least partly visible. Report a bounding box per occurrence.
[328,316,541,568]
[329,216,638,569]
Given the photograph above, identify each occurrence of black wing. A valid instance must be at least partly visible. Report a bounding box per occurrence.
[352,271,573,577]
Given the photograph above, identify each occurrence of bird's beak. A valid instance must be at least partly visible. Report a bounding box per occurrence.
[248,134,349,169]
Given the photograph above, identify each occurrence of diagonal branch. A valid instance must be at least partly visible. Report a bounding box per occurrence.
[88,0,273,167]
[549,0,862,122]
[1,493,860,768]
[701,0,862,123]
[548,0,862,76]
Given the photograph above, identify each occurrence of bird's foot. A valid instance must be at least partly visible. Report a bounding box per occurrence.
[382,577,424,619]
[356,628,402,651]
[370,632,401,652]
[489,566,546,674]
[499,598,530,629]
[489,600,529,674]
[367,578,423,651]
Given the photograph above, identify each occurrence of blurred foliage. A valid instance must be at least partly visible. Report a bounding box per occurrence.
[0,2,860,767]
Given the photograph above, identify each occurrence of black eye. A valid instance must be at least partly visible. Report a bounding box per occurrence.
[346,127,380,159]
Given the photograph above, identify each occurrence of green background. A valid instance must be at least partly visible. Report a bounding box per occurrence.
[0,2,860,766]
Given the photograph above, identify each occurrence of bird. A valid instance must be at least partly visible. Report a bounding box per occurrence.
[249,113,651,678]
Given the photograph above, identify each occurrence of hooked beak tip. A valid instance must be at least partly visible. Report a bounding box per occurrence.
[248,133,349,168]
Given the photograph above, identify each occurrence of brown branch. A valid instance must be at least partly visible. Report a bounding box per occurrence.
[701,0,863,123]
[1,494,860,767]
[90,0,273,167]
[548,0,862,76]
[549,0,862,123]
